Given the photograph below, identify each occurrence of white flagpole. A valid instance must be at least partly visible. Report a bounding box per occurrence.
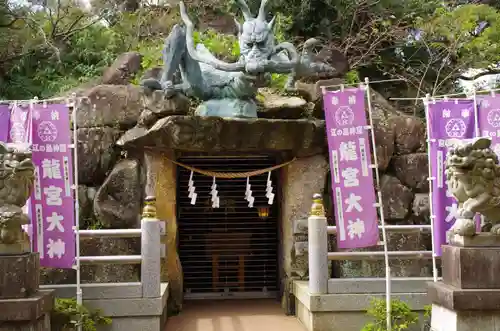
[70,93,83,331]
[471,85,486,230]
[424,94,439,282]
[364,78,391,331]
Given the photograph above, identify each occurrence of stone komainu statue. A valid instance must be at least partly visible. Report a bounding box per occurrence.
[0,142,35,254]
[445,137,500,237]
[140,0,336,118]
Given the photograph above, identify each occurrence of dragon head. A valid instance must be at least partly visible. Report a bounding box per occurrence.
[234,0,276,63]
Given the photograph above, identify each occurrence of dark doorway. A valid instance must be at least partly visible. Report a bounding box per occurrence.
[176,155,280,300]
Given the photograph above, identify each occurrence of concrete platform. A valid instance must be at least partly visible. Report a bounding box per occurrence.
[43,282,169,331]
[294,280,429,331]
[164,299,307,331]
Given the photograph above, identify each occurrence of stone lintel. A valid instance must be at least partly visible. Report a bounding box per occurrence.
[442,245,500,289]
[0,289,54,321]
[450,233,500,247]
[0,253,40,299]
[427,281,500,311]
[117,116,327,157]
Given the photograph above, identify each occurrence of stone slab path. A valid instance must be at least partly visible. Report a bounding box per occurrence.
[164,299,307,331]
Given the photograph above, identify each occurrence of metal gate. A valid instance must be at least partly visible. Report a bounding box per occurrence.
[177,155,280,300]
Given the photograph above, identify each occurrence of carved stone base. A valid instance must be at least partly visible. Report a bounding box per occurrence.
[0,253,40,299]
[428,281,500,311]
[430,303,500,331]
[441,245,500,289]
[449,233,500,247]
[0,289,53,331]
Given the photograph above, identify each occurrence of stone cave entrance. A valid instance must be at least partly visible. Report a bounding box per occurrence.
[176,154,281,300]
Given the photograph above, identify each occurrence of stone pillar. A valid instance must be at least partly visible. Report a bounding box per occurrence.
[155,156,183,313]
[428,234,500,331]
[281,155,329,314]
[308,194,328,294]
[0,143,54,331]
[0,254,54,331]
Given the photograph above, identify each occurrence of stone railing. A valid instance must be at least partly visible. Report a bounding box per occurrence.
[40,198,168,331]
[41,217,165,298]
[306,195,437,294]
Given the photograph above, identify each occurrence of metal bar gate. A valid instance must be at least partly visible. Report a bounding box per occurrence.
[177,155,280,300]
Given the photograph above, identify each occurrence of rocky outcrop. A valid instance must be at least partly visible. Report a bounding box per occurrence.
[102,52,142,85]
[76,127,123,185]
[392,153,429,192]
[380,175,414,220]
[94,159,143,229]
[257,92,309,119]
[75,84,143,129]
[40,51,433,287]
[389,115,426,154]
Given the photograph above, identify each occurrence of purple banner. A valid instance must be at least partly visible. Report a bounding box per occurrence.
[477,94,500,157]
[427,99,477,255]
[30,103,75,268]
[0,104,10,142]
[323,87,379,249]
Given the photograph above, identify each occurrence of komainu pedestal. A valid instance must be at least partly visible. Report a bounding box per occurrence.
[428,235,500,331]
[0,143,53,331]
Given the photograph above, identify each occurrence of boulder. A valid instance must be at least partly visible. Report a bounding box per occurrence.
[76,127,123,186]
[392,153,429,192]
[140,67,163,81]
[118,116,327,157]
[94,159,143,228]
[257,92,308,119]
[138,91,190,127]
[369,90,401,170]
[78,185,98,228]
[380,175,414,221]
[75,84,142,128]
[412,193,430,219]
[389,115,426,154]
[102,52,142,85]
[296,78,343,104]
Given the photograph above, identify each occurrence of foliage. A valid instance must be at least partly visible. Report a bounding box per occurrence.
[0,1,129,99]
[415,4,500,94]
[361,298,419,331]
[3,0,500,103]
[51,298,111,331]
[424,304,432,318]
[193,29,240,61]
[345,70,361,84]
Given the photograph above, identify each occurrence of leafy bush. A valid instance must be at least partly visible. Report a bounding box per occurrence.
[361,298,419,331]
[51,298,111,331]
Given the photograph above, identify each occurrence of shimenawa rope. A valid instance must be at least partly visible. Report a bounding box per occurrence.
[164,157,296,178]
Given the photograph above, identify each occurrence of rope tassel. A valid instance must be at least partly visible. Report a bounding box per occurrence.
[265,171,275,205]
[211,176,220,208]
[245,177,254,207]
[188,171,197,205]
